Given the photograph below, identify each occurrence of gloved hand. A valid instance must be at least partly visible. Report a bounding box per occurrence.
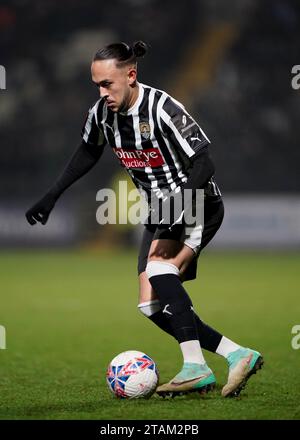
[25,193,57,225]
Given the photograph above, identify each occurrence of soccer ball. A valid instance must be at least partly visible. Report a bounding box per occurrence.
[106,350,159,399]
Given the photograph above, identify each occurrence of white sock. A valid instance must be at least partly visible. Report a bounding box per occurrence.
[179,340,206,365]
[216,336,242,358]
[138,299,160,317]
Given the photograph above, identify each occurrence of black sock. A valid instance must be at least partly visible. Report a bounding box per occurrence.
[148,273,199,343]
[149,310,222,352]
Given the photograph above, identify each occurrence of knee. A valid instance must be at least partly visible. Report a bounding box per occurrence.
[145,260,179,280]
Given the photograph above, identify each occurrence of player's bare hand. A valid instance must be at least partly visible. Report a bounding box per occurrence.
[25,193,56,225]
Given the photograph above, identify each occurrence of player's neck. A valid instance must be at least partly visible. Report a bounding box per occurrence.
[127,82,140,111]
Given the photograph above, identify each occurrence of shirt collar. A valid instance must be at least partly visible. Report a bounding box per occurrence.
[120,82,144,116]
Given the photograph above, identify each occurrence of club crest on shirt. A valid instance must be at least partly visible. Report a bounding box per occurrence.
[139,121,151,140]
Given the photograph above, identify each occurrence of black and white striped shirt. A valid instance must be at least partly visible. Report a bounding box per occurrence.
[81,82,221,199]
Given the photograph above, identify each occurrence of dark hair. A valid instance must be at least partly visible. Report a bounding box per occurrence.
[93,41,148,67]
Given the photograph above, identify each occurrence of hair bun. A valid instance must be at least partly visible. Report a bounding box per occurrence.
[132,41,148,58]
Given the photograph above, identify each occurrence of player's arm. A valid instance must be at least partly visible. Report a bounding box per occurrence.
[158,97,215,224]
[155,147,215,226]
[162,96,215,186]
[25,140,103,225]
[26,102,105,226]
[181,145,215,194]
[160,95,210,164]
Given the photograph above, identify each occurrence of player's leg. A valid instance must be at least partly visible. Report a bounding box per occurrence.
[137,223,224,354]
[195,196,264,397]
[139,266,264,398]
[138,271,224,353]
[138,224,190,339]
[138,202,263,397]
[145,238,216,396]
[138,271,170,335]
[193,195,242,357]
[137,224,173,334]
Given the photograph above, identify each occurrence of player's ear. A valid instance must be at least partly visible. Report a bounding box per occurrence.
[127,66,137,85]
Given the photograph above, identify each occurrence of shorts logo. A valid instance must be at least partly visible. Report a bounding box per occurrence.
[112,147,165,168]
[139,121,151,140]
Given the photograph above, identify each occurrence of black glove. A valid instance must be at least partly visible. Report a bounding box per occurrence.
[25,193,57,225]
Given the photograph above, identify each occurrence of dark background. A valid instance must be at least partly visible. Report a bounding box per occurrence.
[0,0,299,246]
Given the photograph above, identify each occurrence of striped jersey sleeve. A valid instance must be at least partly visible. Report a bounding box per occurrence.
[160,96,210,160]
[81,99,106,149]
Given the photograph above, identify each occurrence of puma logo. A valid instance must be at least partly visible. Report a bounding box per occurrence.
[163,304,173,316]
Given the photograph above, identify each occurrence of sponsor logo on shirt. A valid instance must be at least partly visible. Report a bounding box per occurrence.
[112,147,165,168]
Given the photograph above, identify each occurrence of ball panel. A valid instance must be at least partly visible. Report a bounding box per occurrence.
[110,350,146,366]
[125,369,158,398]
[106,350,159,399]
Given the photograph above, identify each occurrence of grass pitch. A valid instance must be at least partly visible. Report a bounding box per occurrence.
[0,250,299,420]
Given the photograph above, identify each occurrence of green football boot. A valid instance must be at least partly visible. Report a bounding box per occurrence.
[222,347,264,397]
[156,362,216,398]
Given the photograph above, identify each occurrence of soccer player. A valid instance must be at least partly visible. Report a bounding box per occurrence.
[25,41,263,398]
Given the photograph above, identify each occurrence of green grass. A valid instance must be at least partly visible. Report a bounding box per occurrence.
[0,250,299,420]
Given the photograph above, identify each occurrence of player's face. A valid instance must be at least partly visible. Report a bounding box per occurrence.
[91,59,137,113]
